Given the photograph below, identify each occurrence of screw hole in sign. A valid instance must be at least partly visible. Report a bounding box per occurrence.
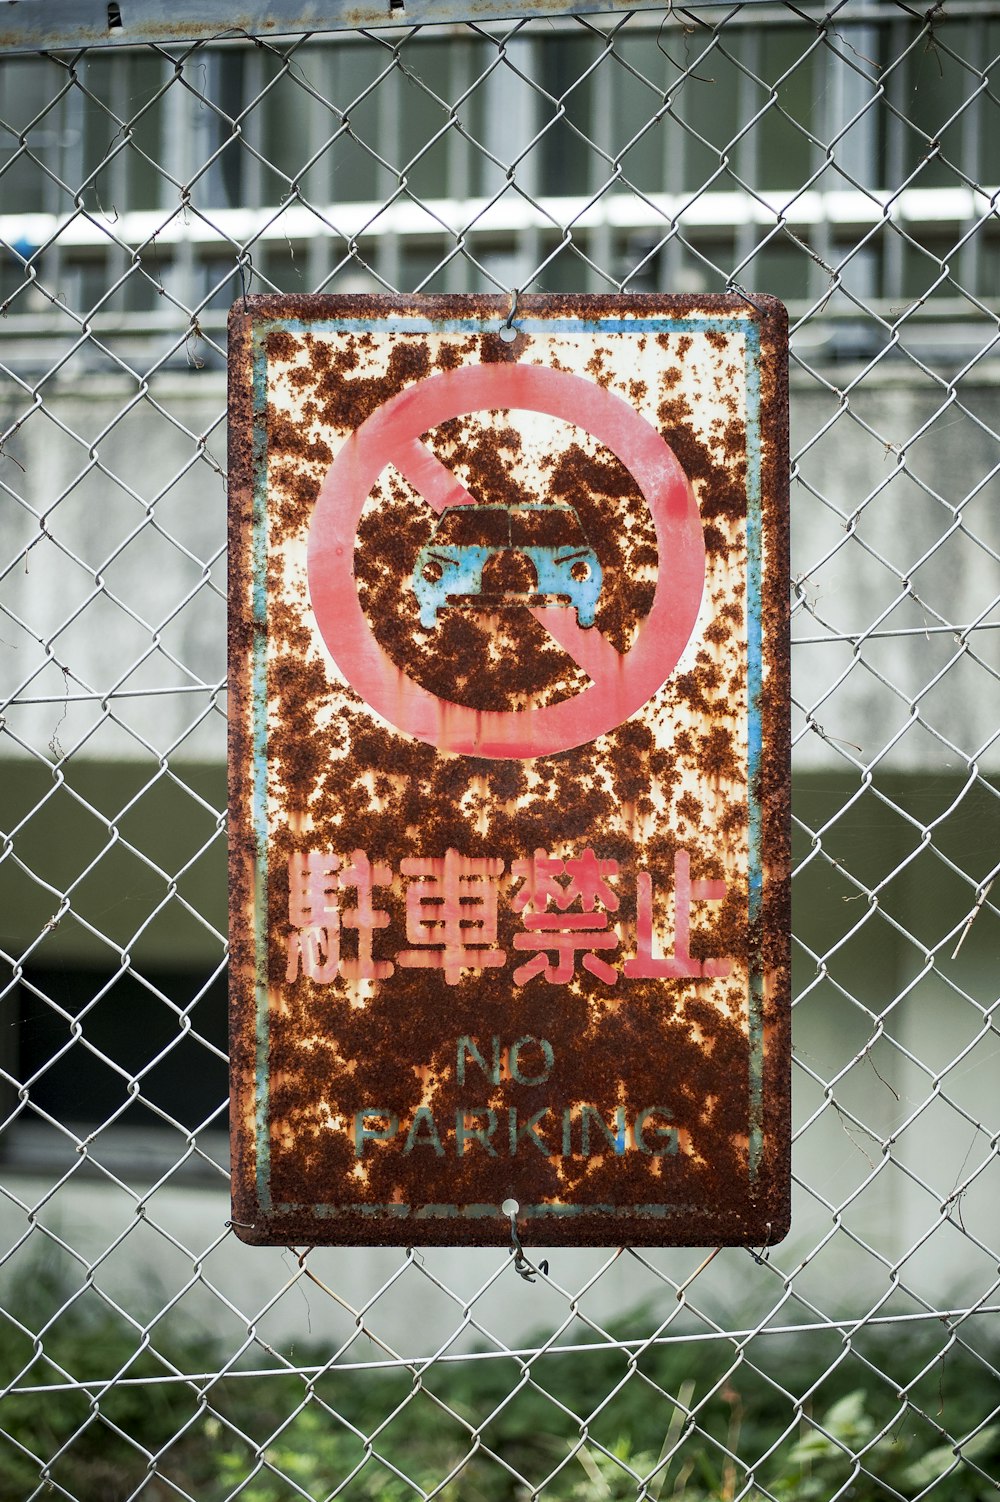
[498,324,518,344]
[501,1198,520,1218]
[307,362,706,760]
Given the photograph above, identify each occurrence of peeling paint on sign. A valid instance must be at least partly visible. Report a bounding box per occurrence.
[228,293,790,1248]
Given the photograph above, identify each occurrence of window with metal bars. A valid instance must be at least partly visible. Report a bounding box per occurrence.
[0,12,996,363]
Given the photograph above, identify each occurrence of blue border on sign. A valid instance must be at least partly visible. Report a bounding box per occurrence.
[249,314,766,1222]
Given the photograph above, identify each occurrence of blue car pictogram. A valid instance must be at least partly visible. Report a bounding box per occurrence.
[411,503,603,629]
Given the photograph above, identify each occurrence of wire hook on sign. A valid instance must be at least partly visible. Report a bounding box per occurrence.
[238,251,254,310]
[499,288,519,343]
[749,1223,772,1266]
[502,1199,548,1282]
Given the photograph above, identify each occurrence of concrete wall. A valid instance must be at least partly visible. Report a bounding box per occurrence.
[3,359,999,771]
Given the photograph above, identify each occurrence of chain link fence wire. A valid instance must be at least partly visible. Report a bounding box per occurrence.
[1,1,1000,1497]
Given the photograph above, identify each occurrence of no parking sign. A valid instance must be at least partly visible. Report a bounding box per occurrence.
[228,294,790,1248]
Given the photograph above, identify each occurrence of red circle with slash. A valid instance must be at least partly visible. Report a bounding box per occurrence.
[307,362,705,759]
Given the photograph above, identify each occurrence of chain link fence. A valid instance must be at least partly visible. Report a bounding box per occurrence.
[1,2,999,1497]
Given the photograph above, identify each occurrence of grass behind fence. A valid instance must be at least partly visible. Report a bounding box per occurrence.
[0,1252,998,1501]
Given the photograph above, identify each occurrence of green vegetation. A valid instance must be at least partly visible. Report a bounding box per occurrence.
[0,1252,997,1501]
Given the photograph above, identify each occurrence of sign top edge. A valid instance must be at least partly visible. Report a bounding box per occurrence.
[230,291,788,331]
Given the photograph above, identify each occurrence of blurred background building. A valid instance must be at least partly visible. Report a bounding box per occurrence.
[1,2,998,1357]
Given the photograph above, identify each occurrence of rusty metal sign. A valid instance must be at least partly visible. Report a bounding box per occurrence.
[228,294,790,1248]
